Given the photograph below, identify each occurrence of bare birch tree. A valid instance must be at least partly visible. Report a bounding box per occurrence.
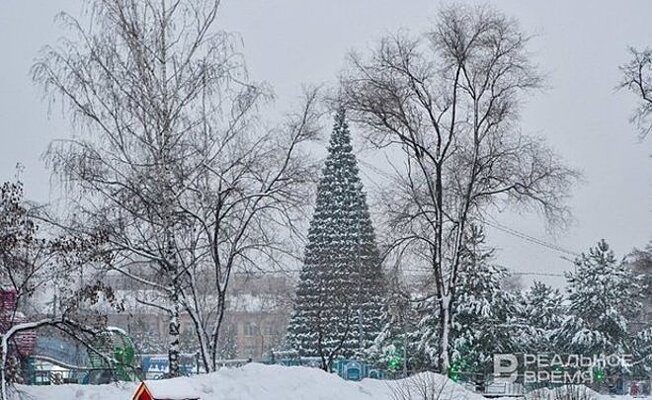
[341,4,579,372]
[33,0,320,375]
[172,91,320,372]
[619,47,652,140]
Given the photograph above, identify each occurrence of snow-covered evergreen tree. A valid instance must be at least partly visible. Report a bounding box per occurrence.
[517,281,565,353]
[368,271,426,374]
[377,226,519,375]
[287,108,385,369]
[449,226,518,376]
[629,243,651,325]
[557,240,648,372]
[628,243,652,375]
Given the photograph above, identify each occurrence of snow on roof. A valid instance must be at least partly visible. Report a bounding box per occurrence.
[112,291,280,314]
[228,293,277,313]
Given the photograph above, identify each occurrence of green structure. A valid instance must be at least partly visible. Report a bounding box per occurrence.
[88,327,138,382]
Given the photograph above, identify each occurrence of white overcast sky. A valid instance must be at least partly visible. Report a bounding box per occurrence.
[0,0,650,287]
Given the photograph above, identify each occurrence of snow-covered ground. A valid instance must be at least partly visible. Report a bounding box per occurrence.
[13,363,652,400]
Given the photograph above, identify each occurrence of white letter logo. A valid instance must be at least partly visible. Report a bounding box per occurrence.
[494,354,518,383]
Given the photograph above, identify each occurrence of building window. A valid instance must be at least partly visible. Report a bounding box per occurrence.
[263,324,276,336]
[244,323,258,337]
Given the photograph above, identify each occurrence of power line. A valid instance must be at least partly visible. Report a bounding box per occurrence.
[484,217,580,258]
[232,268,302,276]
[509,271,565,278]
[240,265,567,278]
[358,159,581,259]
[235,263,569,279]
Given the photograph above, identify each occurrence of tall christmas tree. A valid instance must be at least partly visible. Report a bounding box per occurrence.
[287,108,385,369]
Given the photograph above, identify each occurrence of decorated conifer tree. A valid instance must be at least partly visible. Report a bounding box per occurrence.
[287,108,385,370]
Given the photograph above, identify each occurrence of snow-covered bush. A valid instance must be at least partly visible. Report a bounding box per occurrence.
[389,372,469,400]
[526,385,598,400]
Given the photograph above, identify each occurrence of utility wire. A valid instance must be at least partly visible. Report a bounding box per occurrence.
[484,217,580,258]
[357,159,581,259]
[509,271,565,277]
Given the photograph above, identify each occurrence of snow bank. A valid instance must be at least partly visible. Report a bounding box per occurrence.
[15,381,134,400]
[145,378,203,399]
[15,363,488,400]
[13,363,649,400]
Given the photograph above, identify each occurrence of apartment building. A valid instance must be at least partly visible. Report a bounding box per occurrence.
[104,272,294,361]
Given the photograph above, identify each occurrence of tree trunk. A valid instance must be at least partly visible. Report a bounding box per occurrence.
[438,294,452,374]
[1,335,8,400]
[168,294,181,377]
[209,291,227,372]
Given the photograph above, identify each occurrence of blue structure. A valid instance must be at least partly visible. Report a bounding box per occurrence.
[32,336,89,368]
[333,359,384,381]
[139,354,197,378]
[267,352,384,381]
